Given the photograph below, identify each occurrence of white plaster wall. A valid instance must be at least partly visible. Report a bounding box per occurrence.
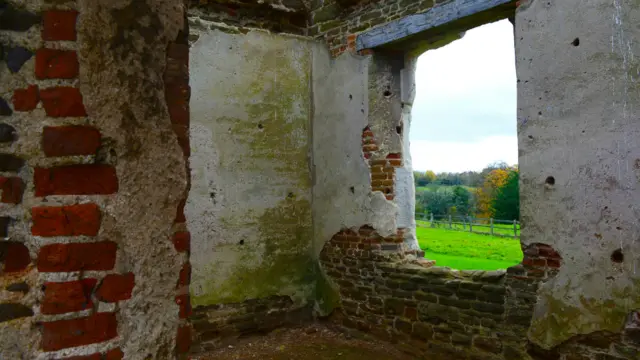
[517,0,640,348]
[311,49,398,257]
[187,28,315,307]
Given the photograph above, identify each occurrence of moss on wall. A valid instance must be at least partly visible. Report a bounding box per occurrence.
[190,31,315,307]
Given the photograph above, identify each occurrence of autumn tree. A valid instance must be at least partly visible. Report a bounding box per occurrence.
[475,167,510,218]
[493,169,520,220]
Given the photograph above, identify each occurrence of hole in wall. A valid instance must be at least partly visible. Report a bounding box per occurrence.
[527,135,534,139]
[545,176,555,186]
[349,94,353,100]
[239,239,245,245]
[396,125,402,135]
[258,123,263,129]
[383,90,392,97]
[287,192,294,199]
[611,249,624,263]
[571,38,580,46]
[349,186,355,194]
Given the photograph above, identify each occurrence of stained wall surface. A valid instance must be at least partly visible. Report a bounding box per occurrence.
[187,28,315,308]
[517,0,640,348]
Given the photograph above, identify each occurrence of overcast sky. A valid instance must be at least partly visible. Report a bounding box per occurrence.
[410,19,517,173]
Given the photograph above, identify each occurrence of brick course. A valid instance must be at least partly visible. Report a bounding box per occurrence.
[41,279,97,315]
[35,49,79,79]
[34,165,118,196]
[12,85,39,111]
[40,87,87,117]
[96,273,135,302]
[0,176,25,204]
[41,312,118,351]
[37,241,117,272]
[31,203,101,237]
[42,10,78,41]
[42,126,101,157]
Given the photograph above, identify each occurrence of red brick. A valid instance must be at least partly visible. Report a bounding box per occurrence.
[32,203,101,237]
[37,241,117,272]
[175,199,186,223]
[35,49,79,79]
[175,294,191,319]
[177,262,191,288]
[172,232,190,253]
[43,126,101,157]
[386,153,401,159]
[41,312,117,351]
[96,273,135,302]
[105,348,124,360]
[40,87,87,117]
[176,325,192,354]
[0,176,24,204]
[34,165,118,196]
[43,10,78,41]
[41,279,97,315]
[12,85,39,112]
[2,242,31,273]
[547,258,561,268]
[166,83,190,126]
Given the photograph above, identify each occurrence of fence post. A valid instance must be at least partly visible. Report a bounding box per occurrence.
[448,215,452,229]
[490,218,494,236]
[468,216,473,232]
[462,216,466,230]
[513,219,517,238]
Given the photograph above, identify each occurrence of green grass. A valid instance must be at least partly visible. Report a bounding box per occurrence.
[415,219,520,237]
[416,226,523,271]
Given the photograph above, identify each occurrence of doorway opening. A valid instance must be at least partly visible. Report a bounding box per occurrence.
[411,19,522,271]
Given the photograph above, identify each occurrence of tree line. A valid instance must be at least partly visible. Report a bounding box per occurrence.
[415,162,520,221]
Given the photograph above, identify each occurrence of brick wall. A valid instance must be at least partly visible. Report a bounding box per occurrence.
[310,0,453,56]
[1,1,190,358]
[320,231,640,359]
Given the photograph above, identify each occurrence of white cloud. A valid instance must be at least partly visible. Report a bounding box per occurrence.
[410,136,518,173]
[410,19,517,172]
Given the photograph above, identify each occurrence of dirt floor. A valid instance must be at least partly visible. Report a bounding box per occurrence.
[196,324,416,360]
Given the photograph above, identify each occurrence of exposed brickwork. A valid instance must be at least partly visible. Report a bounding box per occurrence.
[40,87,87,117]
[172,231,191,253]
[96,273,135,302]
[41,279,97,315]
[35,49,79,79]
[0,176,25,204]
[191,295,313,353]
[37,241,117,272]
[42,10,78,41]
[370,153,402,201]
[34,165,118,196]
[310,0,455,56]
[12,85,39,111]
[31,203,101,237]
[42,126,101,157]
[41,312,118,351]
[1,242,31,273]
[361,126,377,159]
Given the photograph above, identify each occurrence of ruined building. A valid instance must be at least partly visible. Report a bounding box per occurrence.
[0,0,639,359]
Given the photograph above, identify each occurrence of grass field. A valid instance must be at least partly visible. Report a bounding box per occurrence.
[415,219,520,237]
[415,185,476,193]
[416,226,522,270]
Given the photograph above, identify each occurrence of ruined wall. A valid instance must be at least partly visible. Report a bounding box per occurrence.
[0,0,189,359]
[320,229,640,359]
[187,25,316,350]
[517,0,640,350]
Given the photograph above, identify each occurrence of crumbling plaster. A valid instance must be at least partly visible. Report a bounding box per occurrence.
[516,0,640,348]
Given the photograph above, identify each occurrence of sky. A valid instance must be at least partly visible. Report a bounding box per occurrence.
[410,19,517,173]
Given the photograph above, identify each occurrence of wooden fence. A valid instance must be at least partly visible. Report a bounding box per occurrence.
[415,213,520,238]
